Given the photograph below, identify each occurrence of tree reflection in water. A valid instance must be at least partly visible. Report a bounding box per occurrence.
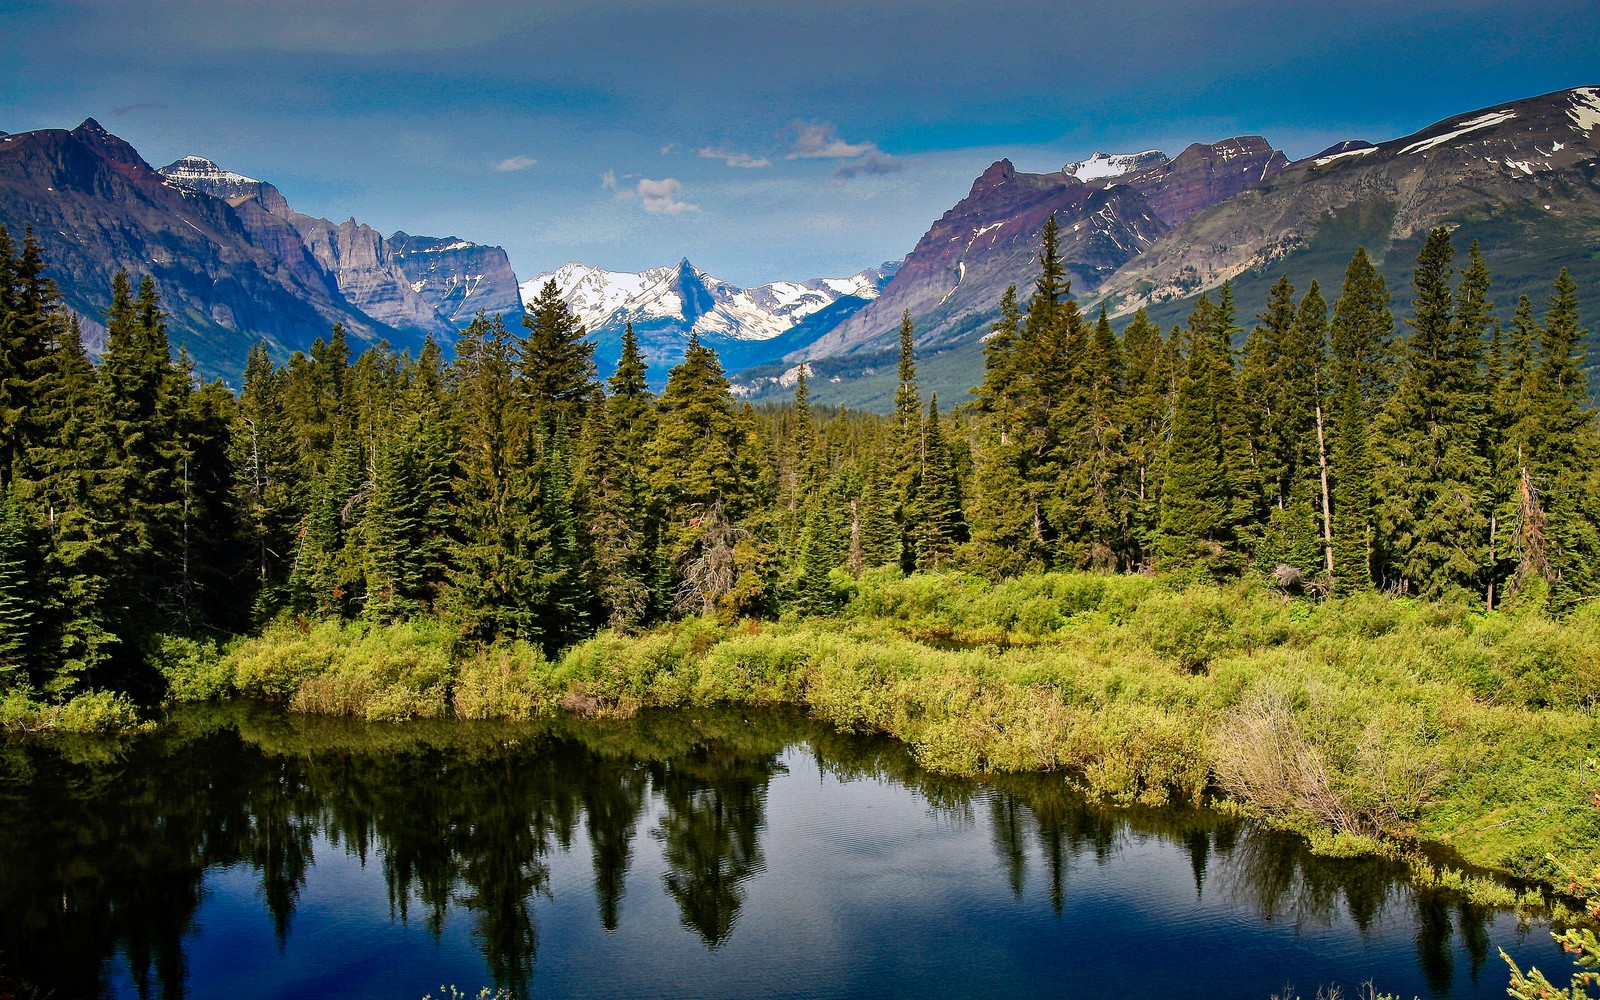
[0,703,1529,1000]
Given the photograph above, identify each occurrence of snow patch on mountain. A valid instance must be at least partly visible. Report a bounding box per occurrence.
[1570,88,1600,133]
[1401,111,1517,155]
[1063,151,1164,182]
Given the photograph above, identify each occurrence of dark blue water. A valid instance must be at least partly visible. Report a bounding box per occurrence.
[0,704,1564,999]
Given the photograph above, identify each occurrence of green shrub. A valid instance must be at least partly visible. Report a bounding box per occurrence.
[148,633,232,702]
[453,641,550,721]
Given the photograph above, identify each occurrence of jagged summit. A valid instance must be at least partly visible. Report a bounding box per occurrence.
[524,257,899,385]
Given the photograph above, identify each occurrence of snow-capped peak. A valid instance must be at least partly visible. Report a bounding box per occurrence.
[159,155,260,187]
[522,259,898,342]
[1063,150,1165,182]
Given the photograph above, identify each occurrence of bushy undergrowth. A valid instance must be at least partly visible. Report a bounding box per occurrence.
[170,571,1600,881]
[0,687,143,734]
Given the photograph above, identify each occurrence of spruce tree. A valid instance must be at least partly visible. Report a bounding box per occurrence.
[444,313,554,644]
[1120,309,1172,568]
[889,310,922,573]
[1375,229,1491,599]
[915,395,964,571]
[1328,247,1396,589]
[520,279,598,434]
[0,485,34,689]
[1159,297,1232,568]
[650,333,762,615]
[585,324,657,628]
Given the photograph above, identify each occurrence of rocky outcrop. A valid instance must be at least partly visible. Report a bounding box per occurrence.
[796,156,1174,360]
[389,232,523,328]
[1113,137,1288,226]
[293,217,450,336]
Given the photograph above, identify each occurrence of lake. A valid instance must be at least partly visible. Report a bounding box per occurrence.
[0,703,1564,999]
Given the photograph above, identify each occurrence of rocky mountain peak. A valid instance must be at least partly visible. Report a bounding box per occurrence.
[973,159,1017,190]
[68,117,145,167]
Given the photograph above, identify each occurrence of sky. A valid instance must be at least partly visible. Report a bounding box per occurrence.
[3,0,1597,288]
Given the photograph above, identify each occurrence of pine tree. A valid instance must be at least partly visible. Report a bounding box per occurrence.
[233,342,300,618]
[1376,229,1491,599]
[520,279,598,434]
[1529,270,1598,605]
[889,310,923,573]
[0,485,34,689]
[444,313,554,644]
[1328,247,1396,590]
[650,333,763,616]
[1120,310,1172,569]
[915,395,964,571]
[1159,296,1233,568]
[584,324,657,628]
[1051,306,1126,569]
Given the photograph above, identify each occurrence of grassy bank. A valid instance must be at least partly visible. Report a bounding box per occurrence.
[33,570,1600,883]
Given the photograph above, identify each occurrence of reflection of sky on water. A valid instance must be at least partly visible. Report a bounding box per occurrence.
[2,708,1563,1000]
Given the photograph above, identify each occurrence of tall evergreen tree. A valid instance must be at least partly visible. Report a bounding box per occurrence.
[444,314,555,644]
[915,395,964,571]
[650,334,764,616]
[520,279,598,434]
[889,310,921,573]
[1328,247,1396,589]
[1159,296,1233,568]
[1376,229,1491,599]
[584,324,658,628]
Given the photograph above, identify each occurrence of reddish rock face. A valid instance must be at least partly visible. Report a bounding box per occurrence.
[1110,137,1290,227]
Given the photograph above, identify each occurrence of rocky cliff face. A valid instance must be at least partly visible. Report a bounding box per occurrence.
[292,216,450,337]
[0,121,401,377]
[1101,137,1288,226]
[389,232,524,328]
[159,158,522,344]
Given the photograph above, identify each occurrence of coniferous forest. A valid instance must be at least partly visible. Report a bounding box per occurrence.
[0,216,1596,715]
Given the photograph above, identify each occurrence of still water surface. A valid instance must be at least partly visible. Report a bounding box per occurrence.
[0,704,1563,999]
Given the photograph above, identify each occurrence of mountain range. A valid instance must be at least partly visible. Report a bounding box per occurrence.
[0,123,520,379]
[521,259,898,385]
[1,85,1596,402]
[735,86,1600,408]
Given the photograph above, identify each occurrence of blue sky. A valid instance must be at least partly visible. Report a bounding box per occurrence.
[3,0,1597,287]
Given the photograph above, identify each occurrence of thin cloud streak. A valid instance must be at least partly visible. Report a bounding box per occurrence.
[699,147,772,168]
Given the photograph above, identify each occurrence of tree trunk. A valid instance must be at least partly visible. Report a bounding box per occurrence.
[1315,402,1334,577]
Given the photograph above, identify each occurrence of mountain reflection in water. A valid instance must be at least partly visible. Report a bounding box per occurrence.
[0,703,1558,1000]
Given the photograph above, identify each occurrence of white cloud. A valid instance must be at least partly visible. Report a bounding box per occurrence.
[600,168,618,189]
[787,121,876,160]
[637,177,697,214]
[698,146,772,169]
[495,154,538,171]
[834,149,904,178]
[660,142,679,155]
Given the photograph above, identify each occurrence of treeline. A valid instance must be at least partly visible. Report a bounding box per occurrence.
[966,217,1599,606]
[0,217,1595,706]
